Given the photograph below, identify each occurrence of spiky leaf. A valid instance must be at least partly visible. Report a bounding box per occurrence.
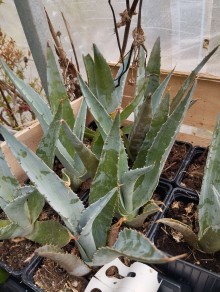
[36,102,62,168]
[73,97,87,141]
[120,77,149,123]
[144,37,160,96]
[0,221,21,239]
[0,148,19,206]
[126,201,162,228]
[199,115,220,238]
[0,58,52,131]
[112,52,132,105]
[47,47,75,126]
[77,188,118,261]
[62,120,99,179]
[135,46,146,97]
[27,220,71,247]
[198,114,220,253]
[133,84,195,210]
[170,45,219,112]
[4,186,36,234]
[93,228,178,266]
[120,165,154,214]
[47,46,75,157]
[89,113,120,247]
[133,92,170,169]
[129,94,152,160]
[91,131,104,159]
[78,73,112,139]
[93,44,115,112]
[27,189,45,224]
[83,53,97,96]
[151,69,173,114]
[0,125,84,234]
[158,218,199,250]
[35,245,91,276]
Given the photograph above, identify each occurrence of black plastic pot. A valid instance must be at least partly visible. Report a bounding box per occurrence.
[158,274,191,292]
[0,260,28,279]
[145,180,173,238]
[0,276,34,292]
[160,141,193,186]
[176,146,207,194]
[150,188,220,292]
[22,254,191,292]
[22,256,42,292]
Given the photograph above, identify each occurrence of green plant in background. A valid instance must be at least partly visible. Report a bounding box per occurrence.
[0,40,218,275]
[158,113,220,254]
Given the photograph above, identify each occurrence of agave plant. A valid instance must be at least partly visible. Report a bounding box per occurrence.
[157,113,220,254]
[0,117,180,276]
[0,40,218,275]
[1,40,218,232]
[76,39,219,231]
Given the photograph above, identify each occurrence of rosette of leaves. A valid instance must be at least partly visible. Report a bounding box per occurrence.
[0,114,180,276]
[78,39,219,230]
[0,40,218,231]
[0,40,218,275]
[158,113,220,253]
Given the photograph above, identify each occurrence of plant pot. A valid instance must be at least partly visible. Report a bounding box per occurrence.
[160,140,193,185]
[0,276,33,292]
[145,180,173,238]
[149,188,220,292]
[22,255,191,292]
[23,255,90,292]
[176,147,208,194]
[0,261,25,279]
[22,257,42,292]
[0,238,41,279]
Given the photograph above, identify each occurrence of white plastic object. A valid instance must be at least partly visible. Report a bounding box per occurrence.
[85,258,161,292]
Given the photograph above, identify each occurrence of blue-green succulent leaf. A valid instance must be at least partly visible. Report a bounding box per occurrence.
[62,120,99,179]
[89,113,121,247]
[47,46,75,128]
[93,44,115,112]
[0,148,19,206]
[171,45,219,112]
[78,73,112,139]
[4,186,36,234]
[83,53,97,96]
[133,83,195,210]
[27,220,71,247]
[0,125,84,234]
[133,92,170,169]
[198,114,220,252]
[0,58,52,131]
[92,228,176,265]
[129,94,152,160]
[78,187,118,261]
[35,245,91,276]
[36,101,62,168]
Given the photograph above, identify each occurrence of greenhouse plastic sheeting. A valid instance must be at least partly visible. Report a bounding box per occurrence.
[0,0,220,76]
